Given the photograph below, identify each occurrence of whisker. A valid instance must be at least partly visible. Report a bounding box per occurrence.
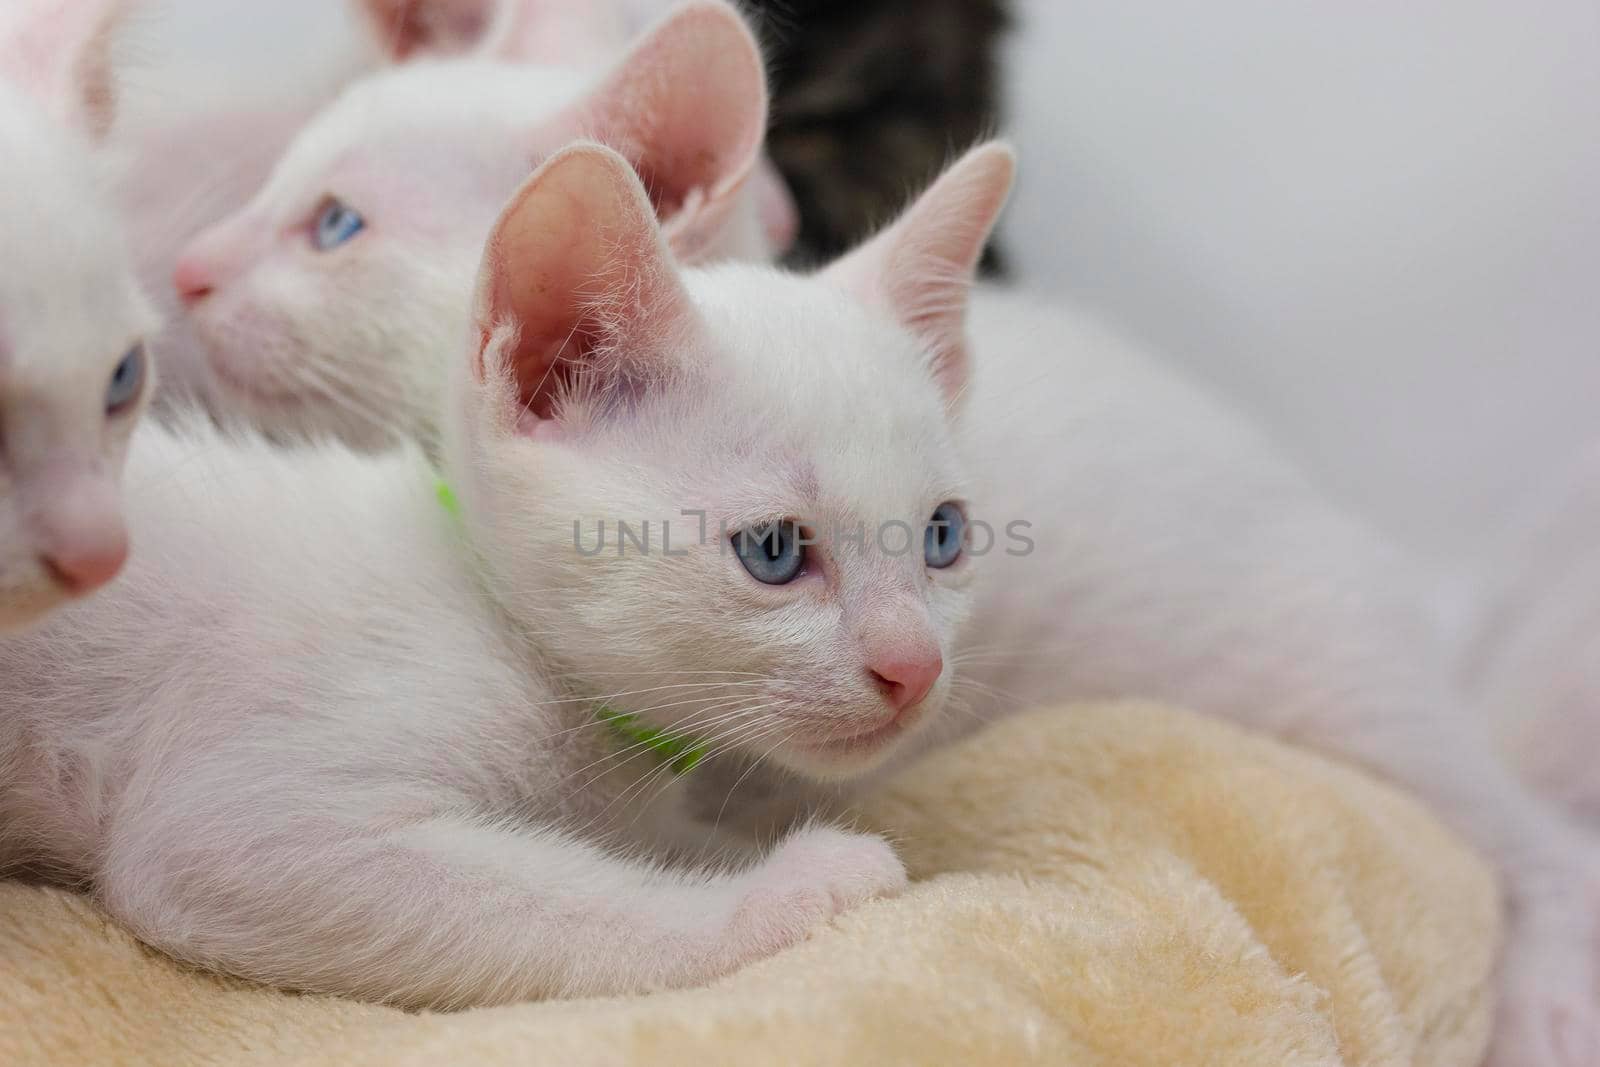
[568,709,779,840]
[708,727,802,838]
[623,717,795,840]
[560,698,773,793]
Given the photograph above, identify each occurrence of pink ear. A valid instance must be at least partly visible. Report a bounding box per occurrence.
[823,142,1016,409]
[353,0,497,60]
[472,143,697,434]
[571,0,768,261]
[0,0,128,138]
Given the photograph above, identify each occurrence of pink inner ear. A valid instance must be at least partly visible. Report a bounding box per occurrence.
[356,0,495,60]
[481,218,596,422]
[573,1,766,243]
[823,143,1017,408]
[474,144,696,430]
[0,0,123,137]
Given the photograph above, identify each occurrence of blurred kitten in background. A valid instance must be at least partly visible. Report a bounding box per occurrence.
[167,0,786,451]
[0,0,157,629]
[116,0,795,434]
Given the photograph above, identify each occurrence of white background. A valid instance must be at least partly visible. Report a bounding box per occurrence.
[1004,0,1600,582]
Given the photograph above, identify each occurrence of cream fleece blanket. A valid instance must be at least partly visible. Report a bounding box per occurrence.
[1,702,1498,1067]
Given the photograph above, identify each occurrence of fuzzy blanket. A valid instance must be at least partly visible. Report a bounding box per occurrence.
[0,702,1498,1067]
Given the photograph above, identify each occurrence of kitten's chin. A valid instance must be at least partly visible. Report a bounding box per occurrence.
[772,699,942,782]
[205,347,309,408]
[201,349,404,452]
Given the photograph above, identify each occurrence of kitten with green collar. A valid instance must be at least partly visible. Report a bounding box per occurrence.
[0,141,1012,1005]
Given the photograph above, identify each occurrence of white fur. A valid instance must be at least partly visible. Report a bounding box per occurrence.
[0,1,157,631]
[170,0,782,452]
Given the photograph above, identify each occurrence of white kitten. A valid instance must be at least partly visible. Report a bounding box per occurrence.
[119,0,733,416]
[1463,443,1600,828]
[0,0,157,630]
[0,140,1015,1005]
[168,0,792,452]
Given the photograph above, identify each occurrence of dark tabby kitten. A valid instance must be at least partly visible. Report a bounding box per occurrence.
[743,0,1011,272]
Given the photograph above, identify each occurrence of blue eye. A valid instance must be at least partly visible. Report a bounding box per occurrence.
[312,198,365,251]
[732,521,806,585]
[924,502,965,569]
[105,344,146,415]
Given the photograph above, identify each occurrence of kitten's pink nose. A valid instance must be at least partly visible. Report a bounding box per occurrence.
[868,649,943,712]
[173,254,214,306]
[41,539,127,595]
[34,481,129,595]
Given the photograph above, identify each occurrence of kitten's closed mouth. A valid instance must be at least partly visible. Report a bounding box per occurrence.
[799,706,924,756]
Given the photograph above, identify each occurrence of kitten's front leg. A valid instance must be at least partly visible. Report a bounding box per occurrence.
[99,812,904,1007]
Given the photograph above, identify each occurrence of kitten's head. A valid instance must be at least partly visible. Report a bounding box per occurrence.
[0,0,156,630]
[172,0,776,450]
[449,140,1014,781]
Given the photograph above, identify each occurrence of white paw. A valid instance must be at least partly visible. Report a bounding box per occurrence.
[719,826,906,968]
[1490,863,1600,1066]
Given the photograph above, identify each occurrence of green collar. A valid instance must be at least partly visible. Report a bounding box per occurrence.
[596,705,710,775]
[435,477,462,519]
[435,476,707,775]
